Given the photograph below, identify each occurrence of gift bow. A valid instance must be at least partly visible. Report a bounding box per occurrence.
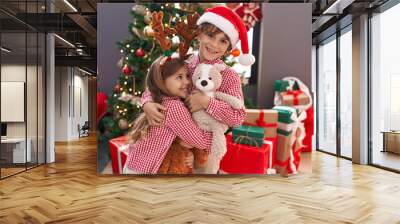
[234,125,262,148]
[290,111,307,148]
[285,90,303,105]
[287,110,307,174]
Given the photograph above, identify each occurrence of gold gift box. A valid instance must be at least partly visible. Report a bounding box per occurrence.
[244,109,278,138]
[281,91,310,106]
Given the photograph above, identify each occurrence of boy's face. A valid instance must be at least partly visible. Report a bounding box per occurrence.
[164,66,191,99]
[198,31,230,62]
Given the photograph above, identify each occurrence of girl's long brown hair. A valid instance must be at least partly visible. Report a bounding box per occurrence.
[129,56,187,143]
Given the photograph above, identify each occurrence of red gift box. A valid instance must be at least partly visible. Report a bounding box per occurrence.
[302,107,314,152]
[220,134,272,174]
[109,135,129,174]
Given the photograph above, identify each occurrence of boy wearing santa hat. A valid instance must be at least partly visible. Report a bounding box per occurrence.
[141,6,255,174]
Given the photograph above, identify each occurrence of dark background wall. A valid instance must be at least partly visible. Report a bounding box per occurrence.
[97,3,134,94]
[256,3,312,108]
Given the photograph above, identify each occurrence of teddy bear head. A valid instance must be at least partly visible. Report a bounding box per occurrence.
[192,63,225,94]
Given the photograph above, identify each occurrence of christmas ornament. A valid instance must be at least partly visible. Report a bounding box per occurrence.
[118,118,129,130]
[229,3,262,31]
[132,5,147,16]
[171,35,180,47]
[143,26,155,38]
[135,48,145,57]
[117,57,124,68]
[164,3,173,9]
[144,13,152,24]
[132,27,145,39]
[122,65,132,75]
[118,92,133,102]
[114,84,121,93]
[130,96,141,106]
[231,48,240,57]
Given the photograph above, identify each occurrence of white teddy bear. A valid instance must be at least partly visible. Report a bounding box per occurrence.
[192,63,244,174]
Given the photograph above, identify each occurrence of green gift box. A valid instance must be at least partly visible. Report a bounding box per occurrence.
[232,125,265,147]
[277,129,292,136]
[273,106,297,124]
[274,80,300,92]
[274,80,290,92]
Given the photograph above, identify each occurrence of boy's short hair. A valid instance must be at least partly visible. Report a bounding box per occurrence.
[197,22,232,51]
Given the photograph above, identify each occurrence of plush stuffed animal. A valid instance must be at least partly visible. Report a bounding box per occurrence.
[191,63,244,173]
[158,138,208,174]
[157,63,243,174]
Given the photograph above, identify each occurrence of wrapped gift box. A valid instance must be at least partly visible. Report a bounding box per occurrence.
[220,134,271,174]
[274,80,290,92]
[232,125,265,147]
[281,90,311,106]
[291,141,302,173]
[244,109,278,138]
[273,106,298,136]
[302,107,314,152]
[274,79,299,92]
[109,135,129,174]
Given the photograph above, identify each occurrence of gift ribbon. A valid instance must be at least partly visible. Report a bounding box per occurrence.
[263,139,276,174]
[287,110,307,174]
[117,144,130,174]
[275,158,290,167]
[285,90,302,106]
[243,110,278,128]
[234,135,261,148]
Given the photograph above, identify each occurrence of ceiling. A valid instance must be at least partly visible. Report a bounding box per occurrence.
[0,0,394,73]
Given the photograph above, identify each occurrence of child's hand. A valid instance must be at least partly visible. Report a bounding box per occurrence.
[142,102,166,126]
[185,151,194,168]
[178,139,193,148]
[185,90,210,113]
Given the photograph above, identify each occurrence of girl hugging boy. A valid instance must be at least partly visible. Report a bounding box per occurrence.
[125,6,255,174]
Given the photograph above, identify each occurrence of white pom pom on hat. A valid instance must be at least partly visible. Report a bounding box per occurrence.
[197,6,255,66]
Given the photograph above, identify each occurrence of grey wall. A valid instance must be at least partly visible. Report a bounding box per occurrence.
[257,3,312,108]
[97,3,134,94]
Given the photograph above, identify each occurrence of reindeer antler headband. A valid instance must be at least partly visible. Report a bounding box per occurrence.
[151,11,199,59]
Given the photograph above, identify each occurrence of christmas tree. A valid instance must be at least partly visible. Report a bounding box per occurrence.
[98,3,216,140]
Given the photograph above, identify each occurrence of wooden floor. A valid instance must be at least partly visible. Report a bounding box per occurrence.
[1,135,400,223]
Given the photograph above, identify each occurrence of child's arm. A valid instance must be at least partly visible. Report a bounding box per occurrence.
[164,100,212,150]
[140,88,153,106]
[205,69,246,127]
[141,89,166,126]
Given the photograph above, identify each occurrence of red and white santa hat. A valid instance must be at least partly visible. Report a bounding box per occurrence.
[197,6,256,66]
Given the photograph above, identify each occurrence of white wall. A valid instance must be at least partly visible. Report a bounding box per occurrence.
[1,63,46,164]
[1,65,41,137]
[55,67,89,141]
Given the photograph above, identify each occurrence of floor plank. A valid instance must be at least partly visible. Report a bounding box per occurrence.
[0,135,399,223]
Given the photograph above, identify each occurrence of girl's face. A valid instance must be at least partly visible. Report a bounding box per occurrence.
[164,66,191,99]
[198,31,230,62]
